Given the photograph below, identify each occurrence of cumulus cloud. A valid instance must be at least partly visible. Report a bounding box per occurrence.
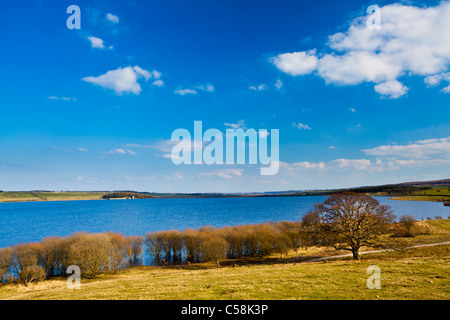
[271,50,319,76]
[174,88,198,95]
[363,137,450,159]
[82,66,160,95]
[87,36,105,49]
[424,72,450,86]
[106,13,119,23]
[152,80,164,87]
[374,80,409,98]
[272,2,450,98]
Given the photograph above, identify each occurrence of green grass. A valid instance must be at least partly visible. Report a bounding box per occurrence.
[388,187,450,202]
[413,187,450,196]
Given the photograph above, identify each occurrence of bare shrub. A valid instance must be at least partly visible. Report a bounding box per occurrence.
[125,235,143,267]
[10,243,46,285]
[145,232,164,262]
[181,229,202,263]
[39,236,67,277]
[253,223,276,257]
[68,233,110,278]
[393,215,417,237]
[107,232,127,273]
[168,230,183,260]
[199,233,227,267]
[19,265,46,285]
[0,248,12,281]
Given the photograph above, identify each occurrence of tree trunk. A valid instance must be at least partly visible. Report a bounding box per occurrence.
[352,247,360,260]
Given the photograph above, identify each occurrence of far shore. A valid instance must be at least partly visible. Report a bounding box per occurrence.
[0,192,448,205]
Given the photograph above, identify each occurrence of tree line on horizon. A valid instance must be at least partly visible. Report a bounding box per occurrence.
[0,193,438,285]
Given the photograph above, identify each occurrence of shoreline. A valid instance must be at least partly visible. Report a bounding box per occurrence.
[1,193,448,204]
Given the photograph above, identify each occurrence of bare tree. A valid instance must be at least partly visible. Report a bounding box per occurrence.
[125,236,143,267]
[199,234,227,268]
[10,243,46,285]
[0,248,12,281]
[303,193,395,260]
[399,215,416,237]
[107,233,127,273]
[68,233,110,278]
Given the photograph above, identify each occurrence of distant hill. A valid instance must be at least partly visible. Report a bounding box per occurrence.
[392,179,450,188]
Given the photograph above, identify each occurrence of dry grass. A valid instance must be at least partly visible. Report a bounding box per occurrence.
[1,244,448,300]
[1,220,449,300]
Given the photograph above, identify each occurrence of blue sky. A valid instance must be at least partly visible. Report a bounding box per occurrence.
[0,0,449,192]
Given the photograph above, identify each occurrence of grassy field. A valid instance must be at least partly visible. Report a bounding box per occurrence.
[0,192,105,203]
[1,220,449,300]
[389,187,450,202]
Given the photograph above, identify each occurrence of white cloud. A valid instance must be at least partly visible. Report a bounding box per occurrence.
[275,79,283,90]
[152,80,164,87]
[175,88,198,95]
[195,84,215,92]
[293,122,311,130]
[272,2,450,98]
[175,84,213,95]
[349,108,356,112]
[249,84,268,91]
[106,13,119,23]
[331,158,372,170]
[424,72,450,86]
[82,66,160,95]
[48,96,76,101]
[224,120,246,130]
[374,80,409,98]
[87,36,105,49]
[78,147,88,152]
[290,161,326,170]
[271,50,319,76]
[198,169,243,179]
[442,85,450,93]
[107,148,137,155]
[363,137,450,159]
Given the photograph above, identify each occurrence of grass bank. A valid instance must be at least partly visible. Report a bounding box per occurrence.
[0,192,105,203]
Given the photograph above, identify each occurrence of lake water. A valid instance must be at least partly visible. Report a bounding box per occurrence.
[0,196,448,248]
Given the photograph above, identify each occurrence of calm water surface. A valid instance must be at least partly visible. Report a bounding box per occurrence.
[0,196,448,248]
